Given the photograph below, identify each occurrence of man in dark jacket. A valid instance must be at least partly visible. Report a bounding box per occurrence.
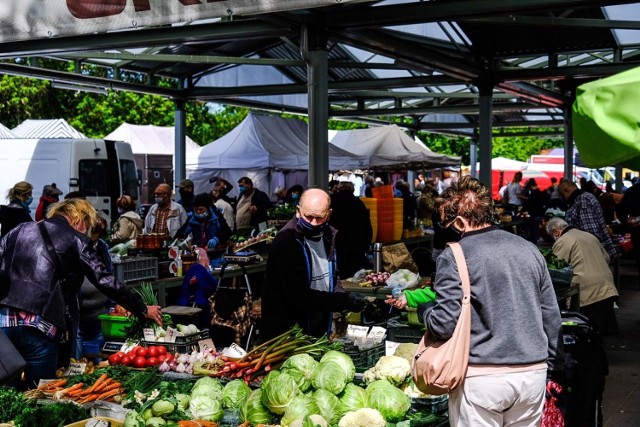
[262,188,366,339]
[234,176,272,236]
[0,198,162,388]
[329,181,373,278]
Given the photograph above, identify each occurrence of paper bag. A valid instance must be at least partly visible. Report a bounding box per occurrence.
[382,243,418,274]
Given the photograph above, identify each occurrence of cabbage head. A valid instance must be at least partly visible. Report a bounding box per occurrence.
[240,389,272,425]
[313,388,342,425]
[281,353,319,393]
[319,350,355,381]
[365,379,411,422]
[280,394,320,427]
[338,383,368,414]
[190,376,224,400]
[222,379,251,409]
[260,370,299,415]
[290,414,329,427]
[188,395,224,422]
[312,361,349,395]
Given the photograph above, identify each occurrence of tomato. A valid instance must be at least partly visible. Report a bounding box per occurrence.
[135,347,148,357]
[133,356,147,369]
[157,355,167,363]
[156,346,167,355]
[120,355,132,366]
[147,346,159,358]
[146,357,159,367]
[115,351,126,358]
[164,353,174,362]
[108,354,122,366]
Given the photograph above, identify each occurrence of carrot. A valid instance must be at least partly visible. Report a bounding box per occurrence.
[91,377,114,394]
[96,387,124,401]
[60,383,84,396]
[84,373,108,394]
[97,382,122,393]
[39,379,67,390]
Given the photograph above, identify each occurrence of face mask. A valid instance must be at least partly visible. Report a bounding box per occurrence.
[155,197,165,205]
[297,217,329,239]
[179,189,192,200]
[117,207,125,215]
[195,212,208,220]
[238,186,246,194]
[435,216,462,243]
[24,196,33,205]
[292,193,300,201]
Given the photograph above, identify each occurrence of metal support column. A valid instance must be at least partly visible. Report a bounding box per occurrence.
[469,136,478,178]
[563,101,574,180]
[478,82,493,189]
[174,97,187,188]
[303,25,329,189]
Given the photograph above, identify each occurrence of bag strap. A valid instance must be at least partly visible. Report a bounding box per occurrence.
[447,242,471,304]
[38,221,65,278]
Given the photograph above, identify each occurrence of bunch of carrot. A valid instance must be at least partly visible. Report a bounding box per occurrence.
[37,373,125,403]
[215,326,336,383]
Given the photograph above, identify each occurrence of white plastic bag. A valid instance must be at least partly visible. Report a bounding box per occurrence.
[385,268,419,290]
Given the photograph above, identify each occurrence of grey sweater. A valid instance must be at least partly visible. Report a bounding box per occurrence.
[425,226,563,372]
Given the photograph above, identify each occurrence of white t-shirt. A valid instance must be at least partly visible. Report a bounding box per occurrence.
[506,182,522,206]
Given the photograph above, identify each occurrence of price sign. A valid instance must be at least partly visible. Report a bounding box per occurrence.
[222,343,247,358]
[346,324,369,339]
[198,338,215,352]
[367,326,387,343]
[63,362,87,376]
[143,328,156,342]
[164,327,179,343]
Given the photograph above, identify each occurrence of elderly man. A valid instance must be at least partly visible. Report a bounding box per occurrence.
[546,217,619,335]
[234,176,272,237]
[262,188,366,339]
[557,179,618,260]
[143,183,187,238]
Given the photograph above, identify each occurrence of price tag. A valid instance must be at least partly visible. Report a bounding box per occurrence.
[346,324,369,339]
[385,340,401,356]
[222,342,247,358]
[164,327,179,343]
[198,338,215,352]
[367,326,387,343]
[143,328,156,342]
[63,362,87,376]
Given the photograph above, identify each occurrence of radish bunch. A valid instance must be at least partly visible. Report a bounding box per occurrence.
[365,271,391,285]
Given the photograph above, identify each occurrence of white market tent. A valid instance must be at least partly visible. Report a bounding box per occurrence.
[330,124,460,169]
[104,123,200,154]
[186,112,368,196]
[12,119,86,139]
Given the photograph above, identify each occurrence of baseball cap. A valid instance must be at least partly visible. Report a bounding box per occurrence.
[43,183,63,197]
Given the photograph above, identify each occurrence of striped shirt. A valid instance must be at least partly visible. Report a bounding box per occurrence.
[0,306,59,339]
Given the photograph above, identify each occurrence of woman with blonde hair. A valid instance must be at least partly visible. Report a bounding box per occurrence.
[0,181,34,236]
[0,197,162,388]
[111,194,143,244]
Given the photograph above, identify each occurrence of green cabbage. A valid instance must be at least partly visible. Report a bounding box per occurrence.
[123,410,144,427]
[151,399,175,417]
[291,414,329,427]
[313,388,342,425]
[260,370,299,415]
[190,376,224,400]
[338,383,368,414]
[188,395,224,422]
[145,417,165,427]
[240,389,272,425]
[280,394,320,427]
[365,380,411,422]
[312,361,349,395]
[281,353,319,393]
[222,379,252,409]
[319,350,356,381]
[174,394,190,411]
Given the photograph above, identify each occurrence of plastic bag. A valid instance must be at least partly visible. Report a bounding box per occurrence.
[541,380,564,427]
[385,269,419,290]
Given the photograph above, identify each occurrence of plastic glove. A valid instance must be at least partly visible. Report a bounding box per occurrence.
[347,292,367,312]
[207,237,219,249]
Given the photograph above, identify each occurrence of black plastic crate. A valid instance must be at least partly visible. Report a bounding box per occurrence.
[141,329,210,354]
[343,341,386,372]
[387,324,425,344]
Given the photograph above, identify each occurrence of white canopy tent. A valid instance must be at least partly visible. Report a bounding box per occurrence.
[330,124,460,169]
[104,123,200,154]
[186,112,368,196]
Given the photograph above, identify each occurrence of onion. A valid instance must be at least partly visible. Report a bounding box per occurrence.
[177,354,189,364]
[158,361,171,373]
[175,362,186,373]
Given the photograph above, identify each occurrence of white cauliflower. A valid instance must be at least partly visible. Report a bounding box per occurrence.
[393,343,419,364]
[401,378,430,398]
[338,408,386,427]
[362,355,411,386]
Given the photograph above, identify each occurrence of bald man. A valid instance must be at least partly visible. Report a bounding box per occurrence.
[262,188,366,339]
[143,183,187,238]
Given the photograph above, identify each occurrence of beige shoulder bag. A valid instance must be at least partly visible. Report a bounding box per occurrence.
[412,241,471,395]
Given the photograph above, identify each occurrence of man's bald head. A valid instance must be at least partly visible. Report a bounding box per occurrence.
[297,188,331,224]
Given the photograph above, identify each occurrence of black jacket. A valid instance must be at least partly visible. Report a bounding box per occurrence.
[0,217,146,330]
[0,203,33,237]
[262,218,352,339]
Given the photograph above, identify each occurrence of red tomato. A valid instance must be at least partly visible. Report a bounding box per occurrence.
[133,356,147,369]
[146,357,159,367]
[135,347,148,357]
[108,354,121,366]
[115,351,126,358]
[120,356,132,366]
[157,355,167,363]
[156,346,167,356]
[147,347,159,358]
[164,353,174,362]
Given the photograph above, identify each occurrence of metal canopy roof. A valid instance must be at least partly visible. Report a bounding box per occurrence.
[1,0,640,138]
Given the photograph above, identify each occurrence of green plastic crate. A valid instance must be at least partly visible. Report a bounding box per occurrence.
[98,314,133,339]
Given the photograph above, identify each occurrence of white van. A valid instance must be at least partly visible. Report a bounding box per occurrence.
[0,138,140,227]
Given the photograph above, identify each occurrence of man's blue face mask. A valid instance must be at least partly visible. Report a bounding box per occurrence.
[238,186,246,194]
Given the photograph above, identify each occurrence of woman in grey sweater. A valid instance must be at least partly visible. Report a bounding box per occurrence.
[422,176,563,426]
